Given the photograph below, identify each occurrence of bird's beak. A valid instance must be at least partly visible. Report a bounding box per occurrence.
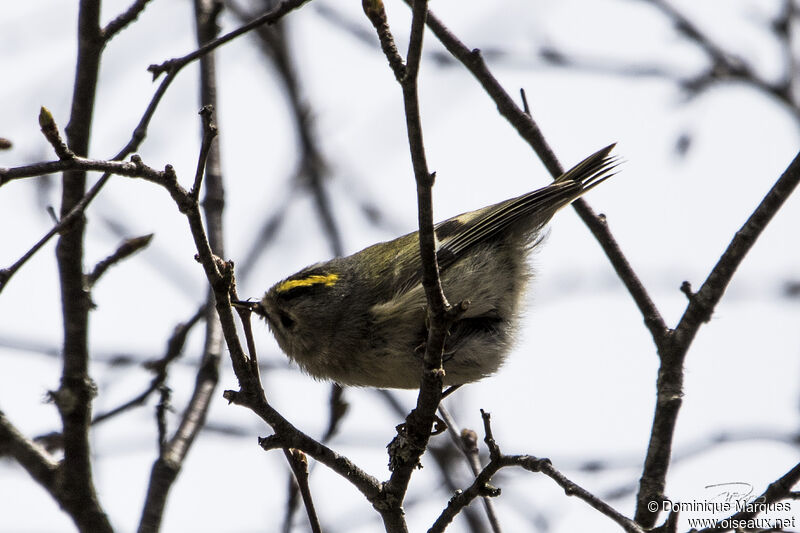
[231,299,266,317]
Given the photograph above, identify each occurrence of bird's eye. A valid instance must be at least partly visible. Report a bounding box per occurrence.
[278,311,295,330]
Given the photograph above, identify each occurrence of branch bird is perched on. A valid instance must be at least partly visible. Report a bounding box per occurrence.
[235,144,618,389]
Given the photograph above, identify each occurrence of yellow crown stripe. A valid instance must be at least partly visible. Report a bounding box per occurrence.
[276,273,339,293]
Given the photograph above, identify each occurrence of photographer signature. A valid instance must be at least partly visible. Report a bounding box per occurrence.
[705,482,755,504]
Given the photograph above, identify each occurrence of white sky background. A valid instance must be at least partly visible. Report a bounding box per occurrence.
[1,0,799,532]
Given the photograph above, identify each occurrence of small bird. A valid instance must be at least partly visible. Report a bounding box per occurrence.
[235,144,618,389]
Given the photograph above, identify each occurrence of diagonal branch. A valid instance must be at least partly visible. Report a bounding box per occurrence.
[102,0,154,41]
[0,410,59,493]
[93,306,205,427]
[99,65,383,520]
[86,233,154,287]
[283,448,322,533]
[363,0,406,81]
[148,0,312,79]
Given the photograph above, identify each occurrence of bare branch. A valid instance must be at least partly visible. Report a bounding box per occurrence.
[438,405,503,533]
[429,410,644,533]
[189,105,218,201]
[51,0,114,528]
[530,458,644,533]
[362,0,406,81]
[773,0,797,102]
[102,0,154,40]
[377,390,491,531]
[155,385,171,454]
[322,384,349,442]
[637,0,798,118]
[0,410,59,492]
[0,154,165,185]
[92,307,204,426]
[646,0,740,70]
[147,0,312,79]
[371,4,460,528]
[635,149,800,526]
[284,449,322,533]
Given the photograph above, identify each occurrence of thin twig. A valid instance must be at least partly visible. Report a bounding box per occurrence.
[362,0,406,81]
[225,389,383,502]
[321,384,349,442]
[637,0,798,118]
[76,4,385,517]
[219,6,345,367]
[3,0,303,296]
[38,107,73,160]
[225,0,345,262]
[438,405,503,533]
[429,410,644,533]
[93,306,205,426]
[519,88,531,117]
[190,106,217,201]
[147,0,312,79]
[284,449,323,533]
[1,1,316,297]
[103,0,154,40]
[646,0,739,71]
[86,233,154,287]
[774,0,796,104]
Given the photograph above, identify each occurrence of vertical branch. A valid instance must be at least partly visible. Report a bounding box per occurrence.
[283,449,323,533]
[53,0,113,530]
[377,3,463,529]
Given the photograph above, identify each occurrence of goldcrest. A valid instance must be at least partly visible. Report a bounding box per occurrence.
[236,145,617,389]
